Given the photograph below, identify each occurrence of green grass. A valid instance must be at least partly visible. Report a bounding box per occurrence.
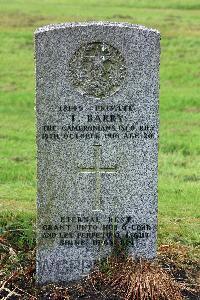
[0,0,199,248]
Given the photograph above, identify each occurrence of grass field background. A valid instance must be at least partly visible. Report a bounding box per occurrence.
[0,0,199,249]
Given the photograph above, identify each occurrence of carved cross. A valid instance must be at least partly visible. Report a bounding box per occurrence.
[78,145,117,210]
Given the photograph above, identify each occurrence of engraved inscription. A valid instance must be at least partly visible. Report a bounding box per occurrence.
[40,215,153,248]
[69,42,127,99]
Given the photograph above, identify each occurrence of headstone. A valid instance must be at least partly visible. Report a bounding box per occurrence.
[35,22,160,284]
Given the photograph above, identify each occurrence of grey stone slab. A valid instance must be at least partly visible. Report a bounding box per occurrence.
[35,22,160,284]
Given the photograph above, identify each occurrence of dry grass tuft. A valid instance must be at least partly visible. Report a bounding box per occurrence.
[1,234,199,299]
[89,257,183,300]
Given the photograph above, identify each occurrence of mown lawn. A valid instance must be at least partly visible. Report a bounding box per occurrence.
[0,0,199,248]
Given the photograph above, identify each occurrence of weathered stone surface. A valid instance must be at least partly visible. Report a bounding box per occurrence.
[35,22,160,284]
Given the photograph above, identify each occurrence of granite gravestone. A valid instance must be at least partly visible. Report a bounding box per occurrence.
[35,22,160,284]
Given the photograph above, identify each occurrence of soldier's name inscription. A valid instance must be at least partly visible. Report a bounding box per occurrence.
[40,103,156,141]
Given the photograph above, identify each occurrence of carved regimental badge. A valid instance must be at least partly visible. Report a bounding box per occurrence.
[69,42,127,99]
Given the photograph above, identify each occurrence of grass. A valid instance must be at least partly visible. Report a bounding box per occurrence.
[0,0,200,250]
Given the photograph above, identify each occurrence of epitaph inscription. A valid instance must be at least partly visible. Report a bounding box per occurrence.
[35,22,160,284]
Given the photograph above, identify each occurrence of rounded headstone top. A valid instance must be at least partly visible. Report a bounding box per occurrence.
[35,21,160,36]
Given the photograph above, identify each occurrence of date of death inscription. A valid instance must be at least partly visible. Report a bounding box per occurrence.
[39,104,157,141]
